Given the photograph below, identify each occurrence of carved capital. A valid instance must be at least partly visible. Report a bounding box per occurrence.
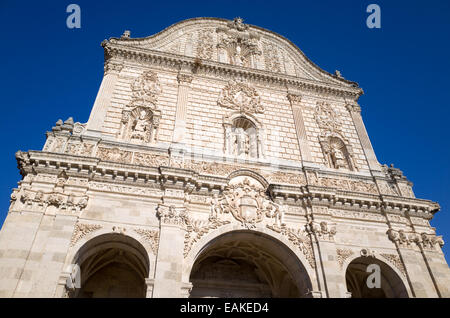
[104,61,123,75]
[287,93,302,105]
[177,73,193,84]
[157,204,188,227]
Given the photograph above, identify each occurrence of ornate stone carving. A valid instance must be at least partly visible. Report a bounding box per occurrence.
[287,93,302,105]
[307,221,337,241]
[336,248,354,269]
[218,80,264,114]
[314,101,342,135]
[386,229,443,250]
[134,228,160,254]
[157,204,188,226]
[314,101,357,171]
[70,223,102,246]
[133,152,169,166]
[65,142,94,157]
[267,171,306,185]
[318,177,378,194]
[183,160,235,176]
[196,30,214,60]
[211,178,284,228]
[184,216,231,257]
[380,253,407,277]
[227,17,249,32]
[266,224,315,269]
[263,43,281,73]
[216,18,261,68]
[177,73,193,84]
[96,147,132,163]
[20,189,88,214]
[129,70,162,108]
[104,61,123,75]
[420,232,445,250]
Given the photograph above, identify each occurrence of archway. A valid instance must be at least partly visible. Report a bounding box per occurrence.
[71,233,149,298]
[345,257,409,298]
[189,230,312,298]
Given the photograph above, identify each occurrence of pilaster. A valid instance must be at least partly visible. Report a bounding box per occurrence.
[346,102,382,173]
[152,189,187,298]
[287,92,313,163]
[172,71,193,144]
[85,60,123,135]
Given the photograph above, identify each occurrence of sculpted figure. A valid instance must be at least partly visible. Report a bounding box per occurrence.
[131,110,149,141]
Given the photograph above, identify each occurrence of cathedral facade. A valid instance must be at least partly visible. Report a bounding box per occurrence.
[0,17,449,298]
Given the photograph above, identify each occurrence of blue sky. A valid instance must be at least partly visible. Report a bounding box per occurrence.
[0,1,449,261]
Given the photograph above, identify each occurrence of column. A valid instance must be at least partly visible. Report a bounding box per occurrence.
[85,60,123,135]
[152,189,187,298]
[287,93,313,163]
[172,72,193,144]
[307,206,346,298]
[346,103,382,172]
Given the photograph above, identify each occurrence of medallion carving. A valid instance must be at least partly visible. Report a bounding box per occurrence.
[218,80,264,114]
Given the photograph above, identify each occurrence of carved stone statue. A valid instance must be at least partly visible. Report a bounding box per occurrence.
[131,110,150,141]
[234,128,250,157]
[330,145,348,169]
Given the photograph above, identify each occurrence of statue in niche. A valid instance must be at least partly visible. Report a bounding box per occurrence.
[330,145,348,169]
[131,110,150,141]
[234,128,250,157]
[234,45,246,66]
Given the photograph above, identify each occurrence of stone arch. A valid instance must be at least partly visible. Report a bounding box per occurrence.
[227,169,269,190]
[319,133,357,171]
[120,106,161,144]
[66,231,151,298]
[344,255,410,298]
[223,112,265,159]
[183,224,317,297]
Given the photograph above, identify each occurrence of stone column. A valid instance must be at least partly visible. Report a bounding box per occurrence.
[85,60,123,135]
[418,246,450,297]
[172,72,193,144]
[346,103,382,172]
[307,206,345,298]
[145,278,155,298]
[386,227,439,297]
[287,93,313,163]
[152,189,187,298]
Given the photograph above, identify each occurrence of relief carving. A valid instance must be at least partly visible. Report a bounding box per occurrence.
[380,253,407,277]
[211,178,285,228]
[218,80,264,114]
[134,228,160,254]
[266,223,316,269]
[336,248,354,269]
[71,223,102,246]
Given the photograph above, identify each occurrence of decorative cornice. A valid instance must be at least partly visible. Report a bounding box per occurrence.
[102,42,363,99]
[16,150,440,221]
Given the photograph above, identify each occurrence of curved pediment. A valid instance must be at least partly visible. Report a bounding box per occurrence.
[107,17,358,88]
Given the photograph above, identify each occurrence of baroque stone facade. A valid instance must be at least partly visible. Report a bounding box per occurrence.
[0,17,449,298]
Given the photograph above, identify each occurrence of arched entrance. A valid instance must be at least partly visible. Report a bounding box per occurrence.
[70,233,149,298]
[189,230,312,298]
[345,257,409,298]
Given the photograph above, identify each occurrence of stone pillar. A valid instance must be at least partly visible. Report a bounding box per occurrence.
[13,214,78,297]
[386,227,439,297]
[145,278,155,298]
[307,206,345,298]
[152,189,187,298]
[172,72,193,144]
[346,103,382,172]
[418,247,450,297]
[287,93,313,163]
[85,60,123,135]
[0,211,43,297]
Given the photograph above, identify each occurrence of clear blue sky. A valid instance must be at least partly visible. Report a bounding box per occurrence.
[0,1,449,261]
